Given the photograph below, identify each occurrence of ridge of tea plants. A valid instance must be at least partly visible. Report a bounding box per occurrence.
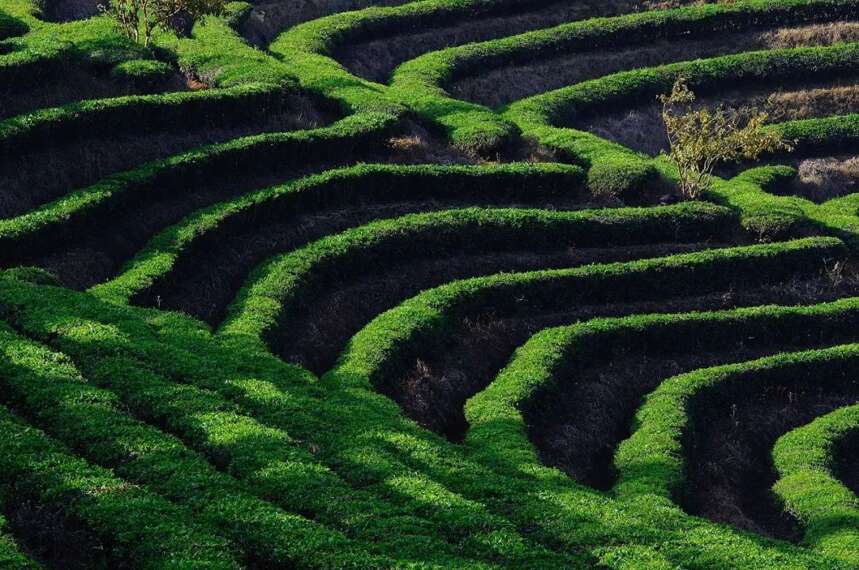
[2,0,859,567]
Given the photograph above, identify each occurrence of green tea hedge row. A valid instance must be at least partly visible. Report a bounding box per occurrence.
[0,366,242,568]
[404,0,859,91]
[94,162,586,305]
[507,42,859,129]
[775,114,859,155]
[0,82,298,152]
[268,5,406,120]
[502,41,859,196]
[705,115,859,242]
[0,272,574,568]
[702,164,859,247]
[0,0,43,25]
[0,9,314,151]
[773,404,859,565]
[330,236,844,395]
[472,297,859,557]
[0,34,69,89]
[0,316,399,568]
[0,272,842,567]
[613,344,859,502]
[265,0,561,122]
[314,238,847,568]
[390,0,859,154]
[0,111,398,266]
[471,297,859,463]
[271,0,553,61]
[0,17,152,92]
[170,14,294,87]
[221,201,734,348]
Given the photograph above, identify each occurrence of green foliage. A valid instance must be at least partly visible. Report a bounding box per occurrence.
[392,0,859,156]
[0,359,242,568]
[614,345,859,500]
[5,0,859,566]
[95,162,585,304]
[222,200,734,344]
[0,112,398,262]
[773,405,859,565]
[110,57,173,86]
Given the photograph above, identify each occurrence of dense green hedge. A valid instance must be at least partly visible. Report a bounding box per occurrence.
[0,321,428,568]
[474,297,859,563]
[0,366,242,568]
[613,345,859,500]
[508,43,859,129]
[402,0,859,89]
[775,114,859,155]
[0,9,315,153]
[0,82,299,151]
[271,0,554,59]
[221,200,733,346]
[502,42,859,195]
[170,15,294,87]
[773,405,859,565]
[0,4,314,167]
[3,262,851,568]
[0,17,152,91]
[317,238,847,568]
[0,111,398,265]
[329,236,844,396]
[94,162,586,305]
[391,0,859,154]
[1,271,579,568]
[5,0,859,566]
[476,298,859,452]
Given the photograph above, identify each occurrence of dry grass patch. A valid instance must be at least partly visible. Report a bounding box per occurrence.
[761,20,859,49]
[793,156,859,201]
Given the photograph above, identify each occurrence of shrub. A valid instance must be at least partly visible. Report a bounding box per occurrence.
[102,0,225,45]
[660,77,791,199]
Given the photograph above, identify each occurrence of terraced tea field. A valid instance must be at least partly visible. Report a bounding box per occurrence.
[2,0,859,567]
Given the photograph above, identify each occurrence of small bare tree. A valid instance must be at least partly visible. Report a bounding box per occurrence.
[100,0,223,46]
[660,77,791,199]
